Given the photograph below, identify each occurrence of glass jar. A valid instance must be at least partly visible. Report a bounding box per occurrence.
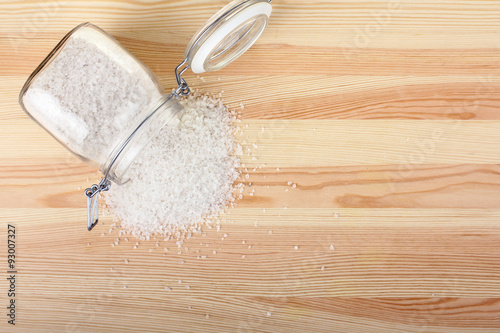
[20,23,183,184]
[19,0,272,230]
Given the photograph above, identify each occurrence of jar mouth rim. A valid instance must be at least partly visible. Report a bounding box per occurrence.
[102,94,182,185]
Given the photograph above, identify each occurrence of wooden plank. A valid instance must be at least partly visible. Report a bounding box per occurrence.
[2,120,500,165]
[8,75,500,121]
[1,163,500,210]
[11,297,500,333]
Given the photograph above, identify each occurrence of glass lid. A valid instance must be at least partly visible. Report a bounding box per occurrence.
[184,0,272,74]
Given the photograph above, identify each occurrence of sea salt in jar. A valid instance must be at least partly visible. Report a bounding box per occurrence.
[19,0,272,230]
[20,23,182,184]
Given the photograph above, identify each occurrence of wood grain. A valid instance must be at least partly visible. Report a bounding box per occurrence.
[1,0,500,332]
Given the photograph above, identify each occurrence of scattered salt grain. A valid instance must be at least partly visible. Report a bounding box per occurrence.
[330,245,335,250]
[294,246,299,250]
[267,312,272,317]
[268,230,273,235]
[165,287,172,291]
[124,259,129,264]
[334,213,339,218]
[321,266,325,271]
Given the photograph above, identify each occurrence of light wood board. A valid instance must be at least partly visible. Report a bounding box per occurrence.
[1,0,500,332]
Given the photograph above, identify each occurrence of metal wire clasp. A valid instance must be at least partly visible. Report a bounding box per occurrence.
[85,178,111,231]
[172,59,191,98]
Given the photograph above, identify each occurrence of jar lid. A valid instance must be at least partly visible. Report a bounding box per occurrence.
[184,0,272,74]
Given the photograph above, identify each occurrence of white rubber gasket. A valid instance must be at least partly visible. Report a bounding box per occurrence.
[190,2,272,74]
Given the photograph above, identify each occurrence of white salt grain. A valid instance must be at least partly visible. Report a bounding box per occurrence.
[105,95,241,240]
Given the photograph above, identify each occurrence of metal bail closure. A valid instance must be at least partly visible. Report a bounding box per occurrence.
[85,178,110,231]
[172,59,191,98]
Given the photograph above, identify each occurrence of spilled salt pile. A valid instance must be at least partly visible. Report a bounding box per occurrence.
[105,94,242,239]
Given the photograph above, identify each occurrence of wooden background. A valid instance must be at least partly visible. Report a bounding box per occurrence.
[1,0,500,332]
